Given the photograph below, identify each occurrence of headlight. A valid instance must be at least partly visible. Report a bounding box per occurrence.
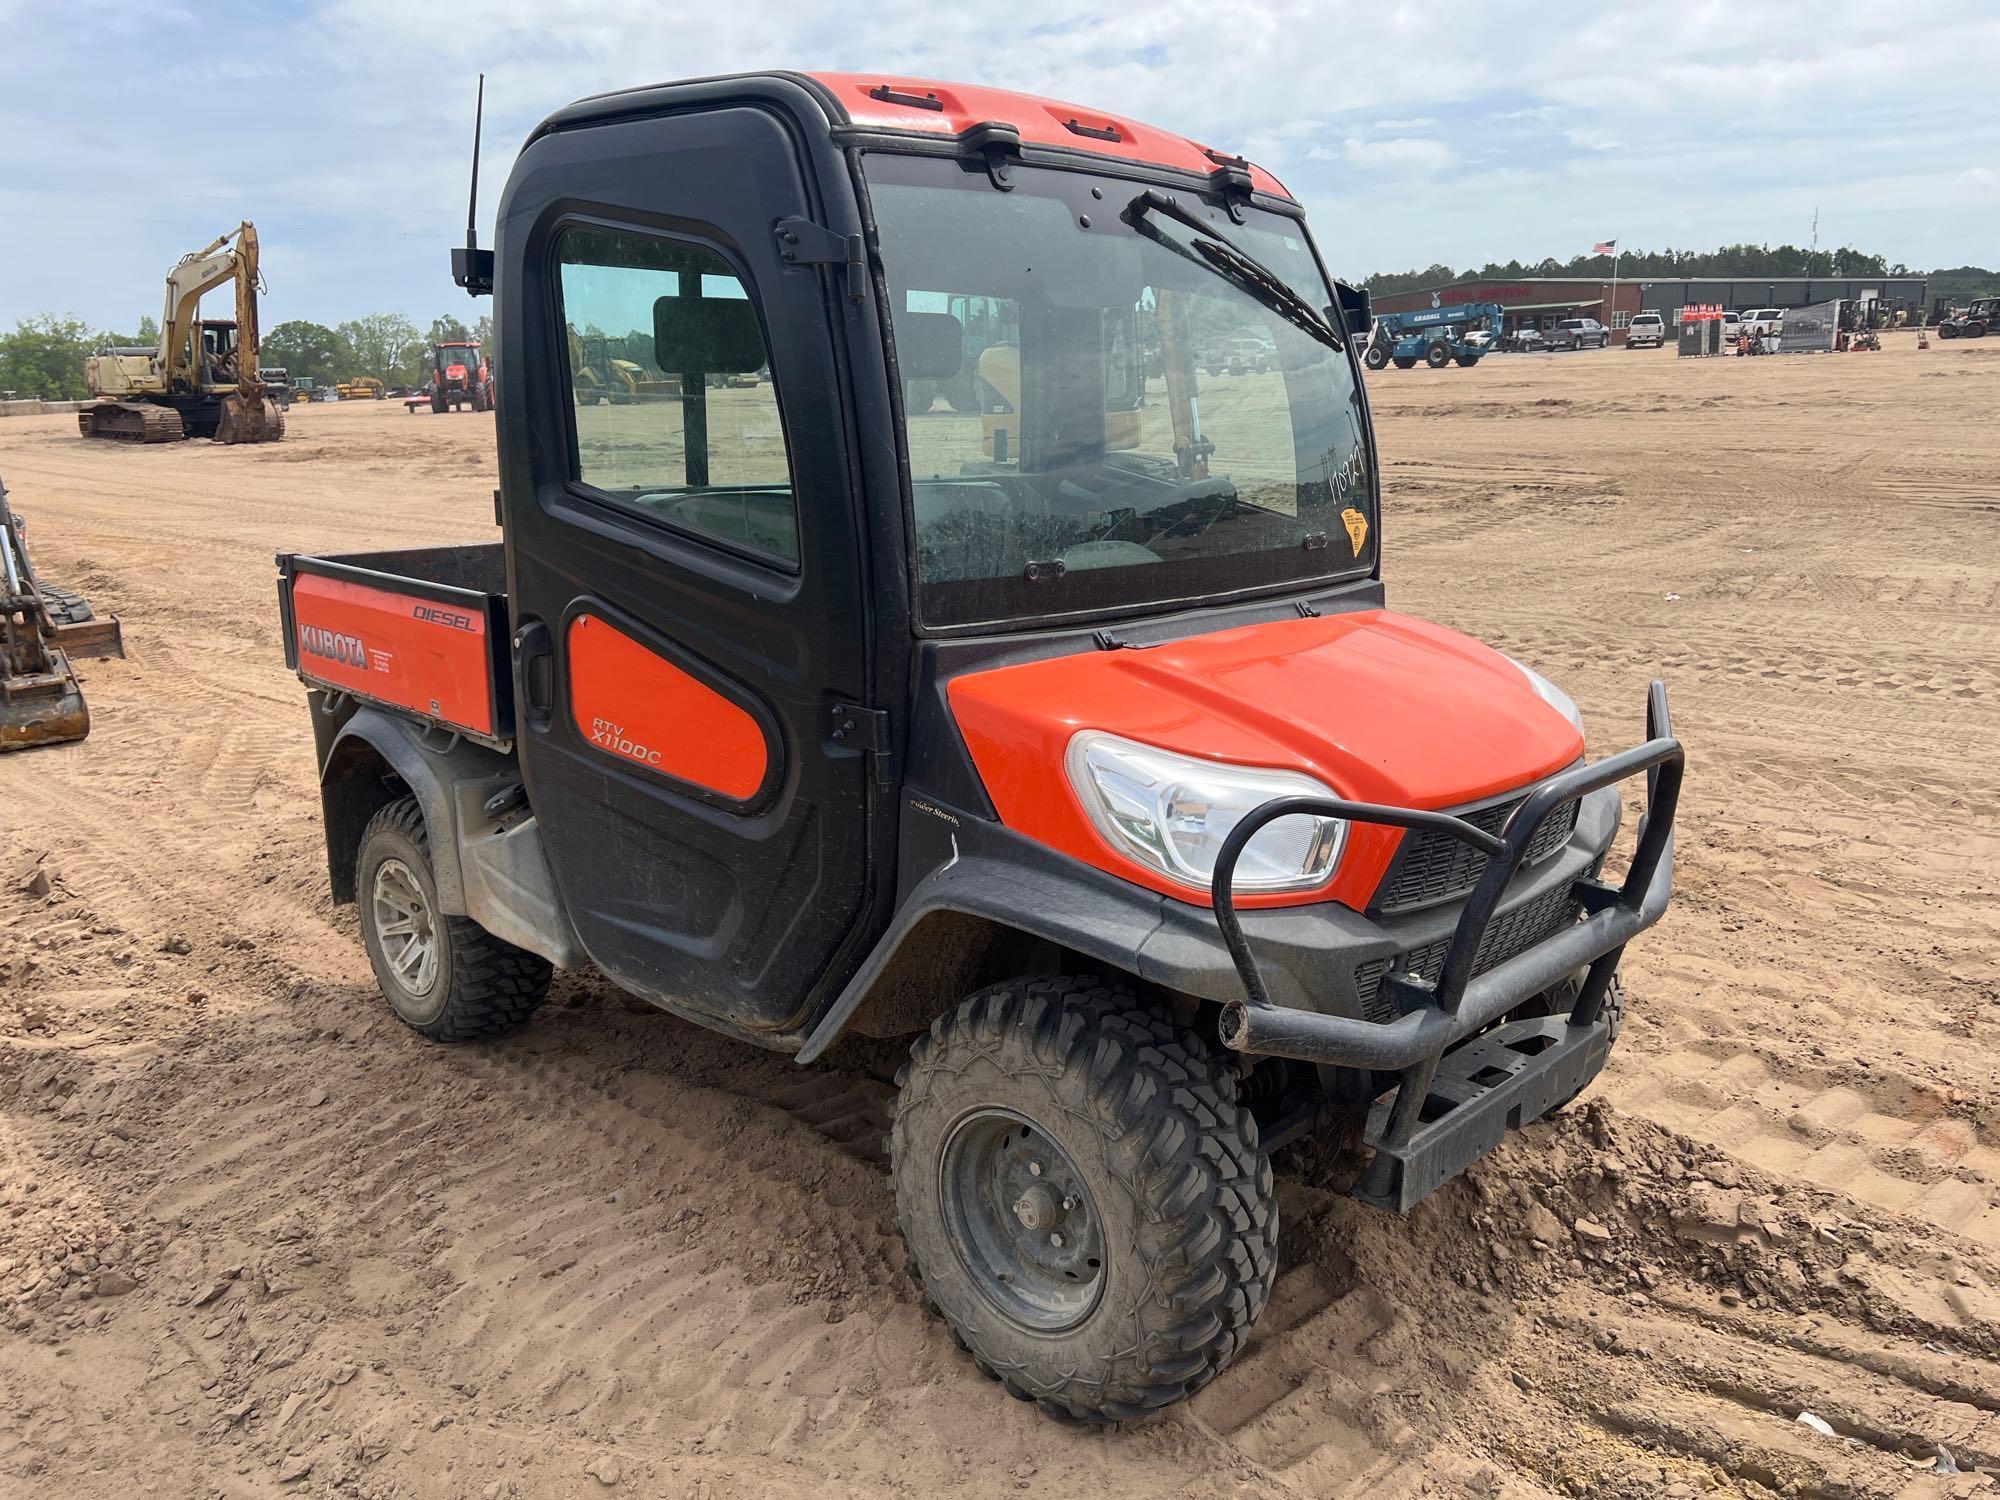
[1507,656,1585,736]
[1065,732,1347,893]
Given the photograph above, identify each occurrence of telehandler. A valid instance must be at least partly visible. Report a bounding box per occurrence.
[79,222,283,444]
[277,72,1682,1423]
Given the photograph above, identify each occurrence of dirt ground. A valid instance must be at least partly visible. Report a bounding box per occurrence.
[3,339,1997,1500]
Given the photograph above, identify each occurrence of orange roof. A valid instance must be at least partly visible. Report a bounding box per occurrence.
[809,73,1291,200]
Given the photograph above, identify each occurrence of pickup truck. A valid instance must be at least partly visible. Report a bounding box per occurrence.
[1740,308,1785,337]
[1624,312,1666,349]
[1545,316,1610,350]
[277,69,1682,1426]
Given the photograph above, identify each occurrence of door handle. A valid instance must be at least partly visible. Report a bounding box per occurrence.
[512,618,554,729]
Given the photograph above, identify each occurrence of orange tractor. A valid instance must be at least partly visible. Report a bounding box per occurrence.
[407,340,493,413]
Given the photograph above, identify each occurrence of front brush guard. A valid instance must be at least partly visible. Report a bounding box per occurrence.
[1212,681,1683,1209]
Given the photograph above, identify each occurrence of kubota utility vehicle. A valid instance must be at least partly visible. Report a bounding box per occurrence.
[278,72,1682,1424]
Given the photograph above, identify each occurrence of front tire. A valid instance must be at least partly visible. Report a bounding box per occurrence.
[892,976,1276,1423]
[1425,342,1451,369]
[356,797,550,1042]
[1363,344,1389,370]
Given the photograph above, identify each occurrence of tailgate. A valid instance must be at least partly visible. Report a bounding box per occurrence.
[278,548,512,743]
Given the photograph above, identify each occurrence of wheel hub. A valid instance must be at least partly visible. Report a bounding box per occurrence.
[371,857,440,1000]
[940,1109,1105,1332]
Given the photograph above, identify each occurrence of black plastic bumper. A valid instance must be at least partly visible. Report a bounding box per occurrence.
[1212,682,1683,1210]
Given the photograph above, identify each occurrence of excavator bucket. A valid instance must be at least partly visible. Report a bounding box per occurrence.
[1,474,122,751]
[216,393,285,445]
[0,646,90,752]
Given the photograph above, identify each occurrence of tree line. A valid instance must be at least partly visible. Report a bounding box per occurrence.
[1362,243,1993,296]
[0,312,496,401]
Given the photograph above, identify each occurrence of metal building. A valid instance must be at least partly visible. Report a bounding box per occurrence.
[1370,274,1929,345]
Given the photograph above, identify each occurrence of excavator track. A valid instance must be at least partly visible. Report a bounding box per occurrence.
[77,401,186,444]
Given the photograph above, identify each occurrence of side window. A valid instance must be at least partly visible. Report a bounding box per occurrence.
[556,228,797,566]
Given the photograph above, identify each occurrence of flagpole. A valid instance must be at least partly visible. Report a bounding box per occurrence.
[1610,239,1622,341]
[1608,241,1624,340]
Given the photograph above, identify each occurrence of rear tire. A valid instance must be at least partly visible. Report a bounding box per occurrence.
[891,975,1277,1424]
[1363,344,1388,370]
[1392,356,1417,369]
[355,797,550,1042]
[1425,342,1451,369]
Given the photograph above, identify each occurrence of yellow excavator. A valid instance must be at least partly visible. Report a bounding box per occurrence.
[78,222,284,444]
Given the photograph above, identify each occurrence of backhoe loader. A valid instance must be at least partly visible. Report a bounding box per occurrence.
[2,474,125,750]
[78,222,284,444]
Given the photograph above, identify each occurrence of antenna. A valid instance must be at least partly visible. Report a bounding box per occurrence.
[451,73,495,296]
[468,72,484,258]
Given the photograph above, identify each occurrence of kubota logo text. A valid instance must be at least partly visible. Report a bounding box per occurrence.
[590,717,661,766]
[301,625,369,670]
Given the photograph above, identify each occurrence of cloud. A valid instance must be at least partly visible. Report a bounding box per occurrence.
[1340,136,1455,173]
[3,0,1997,321]
[1957,167,1999,201]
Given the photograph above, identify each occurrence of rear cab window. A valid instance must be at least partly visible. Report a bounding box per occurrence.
[555,228,797,566]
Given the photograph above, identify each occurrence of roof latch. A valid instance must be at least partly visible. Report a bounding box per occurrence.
[775,217,867,304]
[957,121,1022,191]
[867,83,944,111]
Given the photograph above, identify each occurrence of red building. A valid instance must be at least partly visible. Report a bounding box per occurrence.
[1370,277,1647,344]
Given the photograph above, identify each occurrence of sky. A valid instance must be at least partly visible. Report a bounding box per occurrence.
[3,0,1995,331]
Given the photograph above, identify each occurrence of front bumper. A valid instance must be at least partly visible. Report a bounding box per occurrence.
[1212,682,1683,1210]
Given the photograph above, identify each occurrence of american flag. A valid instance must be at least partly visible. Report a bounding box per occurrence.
[1593,239,1618,255]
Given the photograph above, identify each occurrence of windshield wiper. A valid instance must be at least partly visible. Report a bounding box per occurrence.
[1123,189,1344,353]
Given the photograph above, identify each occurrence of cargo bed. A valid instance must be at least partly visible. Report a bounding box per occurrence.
[277,544,513,745]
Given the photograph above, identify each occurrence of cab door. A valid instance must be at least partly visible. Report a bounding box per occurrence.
[495,103,877,1033]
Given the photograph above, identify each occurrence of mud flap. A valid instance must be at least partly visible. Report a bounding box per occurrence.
[1351,1014,1613,1212]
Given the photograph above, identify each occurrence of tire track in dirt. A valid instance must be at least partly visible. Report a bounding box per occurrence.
[8,351,2000,1497]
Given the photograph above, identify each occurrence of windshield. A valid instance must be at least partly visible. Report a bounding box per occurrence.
[865,155,1375,629]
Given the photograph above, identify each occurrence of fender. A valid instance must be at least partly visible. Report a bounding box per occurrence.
[317,702,587,969]
[321,704,507,912]
[795,835,1174,1063]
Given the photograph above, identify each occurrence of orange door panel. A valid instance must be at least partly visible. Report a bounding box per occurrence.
[565,612,772,801]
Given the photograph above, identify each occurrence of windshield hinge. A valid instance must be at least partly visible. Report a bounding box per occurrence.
[1208,162,1255,223]
[776,218,867,303]
[956,122,1021,191]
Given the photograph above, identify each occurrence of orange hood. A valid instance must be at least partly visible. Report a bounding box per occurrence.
[945,609,1584,908]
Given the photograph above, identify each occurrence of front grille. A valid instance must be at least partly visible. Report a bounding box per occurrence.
[1376,793,1579,913]
[1354,884,1582,1022]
